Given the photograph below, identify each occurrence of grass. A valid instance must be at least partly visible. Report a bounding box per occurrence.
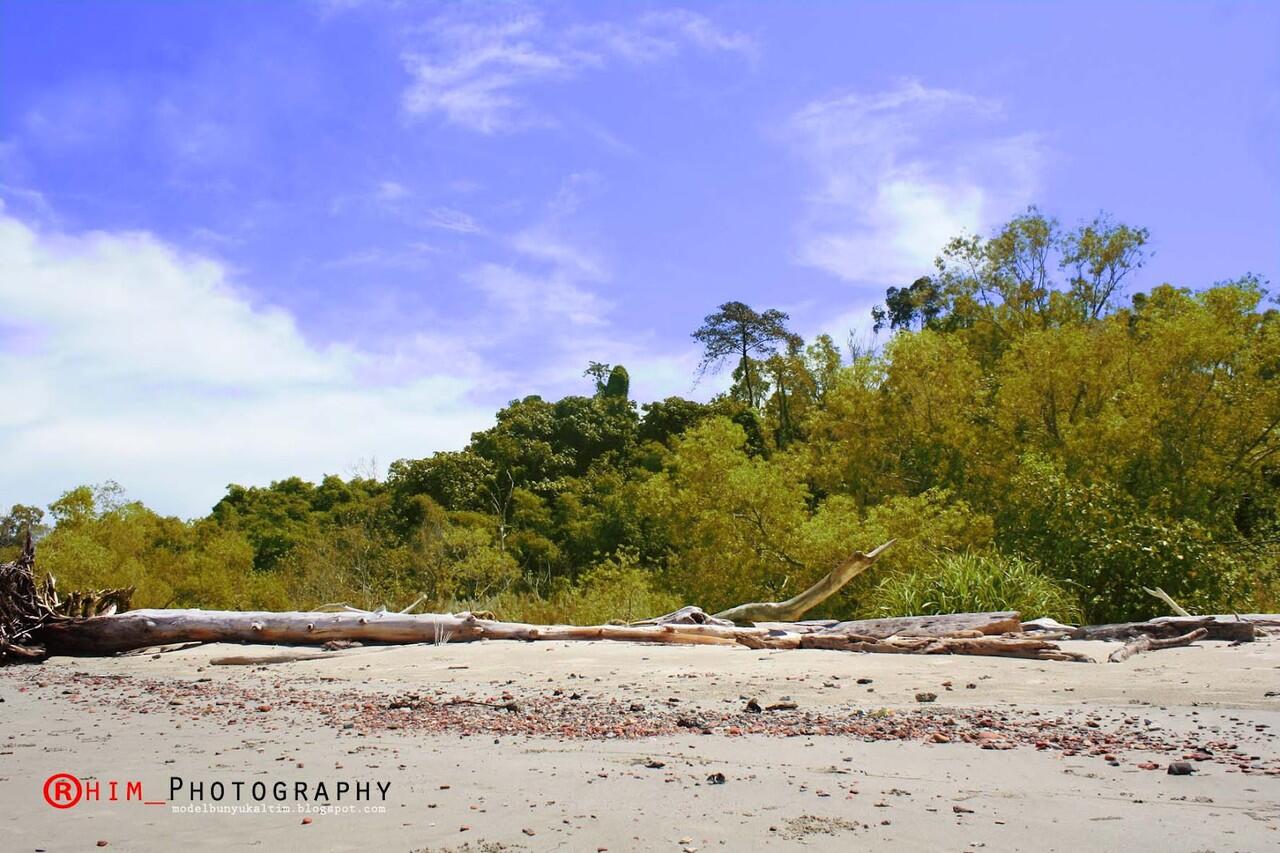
[864,551,1084,623]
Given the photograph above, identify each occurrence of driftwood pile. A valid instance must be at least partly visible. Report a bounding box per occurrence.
[0,532,132,660]
[2,535,1272,665]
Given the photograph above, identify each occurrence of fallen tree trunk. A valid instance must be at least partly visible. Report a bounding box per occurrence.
[1107,627,1209,663]
[797,632,1092,661]
[817,611,1022,639]
[38,609,769,655]
[4,536,1228,665]
[1071,616,1255,644]
[33,607,1089,662]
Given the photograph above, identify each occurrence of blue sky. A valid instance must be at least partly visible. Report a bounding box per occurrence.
[2,0,1277,517]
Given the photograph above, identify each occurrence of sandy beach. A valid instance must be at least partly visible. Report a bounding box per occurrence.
[2,635,1278,852]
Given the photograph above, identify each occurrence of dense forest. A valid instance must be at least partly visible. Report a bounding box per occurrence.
[3,208,1277,624]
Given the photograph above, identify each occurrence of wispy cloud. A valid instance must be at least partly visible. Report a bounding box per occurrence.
[375,179,410,202]
[401,8,756,133]
[421,205,483,234]
[786,80,1044,286]
[469,225,610,330]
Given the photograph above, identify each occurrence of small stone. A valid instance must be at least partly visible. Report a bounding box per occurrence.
[256,704,272,713]
[706,772,726,784]
[952,805,974,814]
[915,692,938,703]
[96,843,109,848]
[1167,761,1195,776]
[300,817,312,825]
[744,698,762,713]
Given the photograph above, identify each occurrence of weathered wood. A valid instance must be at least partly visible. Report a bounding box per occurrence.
[1072,616,1255,643]
[23,598,1110,662]
[798,632,1091,661]
[632,606,735,627]
[712,540,894,623]
[820,611,1023,640]
[1107,627,1208,663]
[37,609,774,655]
[2,530,133,661]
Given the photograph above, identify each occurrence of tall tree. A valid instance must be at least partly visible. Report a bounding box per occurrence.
[692,301,799,408]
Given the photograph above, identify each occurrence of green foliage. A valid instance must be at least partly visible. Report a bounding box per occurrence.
[0,503,47,549]
[17,208,1279,625]
[998,455,1254,622]
[865,552,1083,623]
[472,549,682,625]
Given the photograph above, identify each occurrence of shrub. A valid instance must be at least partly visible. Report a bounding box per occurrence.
[460,550,682,625]
[863,551,1083,623]
[999,455,1248,622]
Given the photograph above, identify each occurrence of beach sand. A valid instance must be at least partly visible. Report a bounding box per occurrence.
[2,635,1278,851]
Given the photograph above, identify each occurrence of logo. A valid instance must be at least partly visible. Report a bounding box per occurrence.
[43,773,83,809]
[42,774,153,809]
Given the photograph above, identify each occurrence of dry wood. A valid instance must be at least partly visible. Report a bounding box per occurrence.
[1,531,133,661]
[1142,586,1191,617]
[5,537,1223,665]
[712,540,894,623]
[1107,627,1209,663]
[1072,616,1254,643]
[38,609,768,655]
[798,631,1092,661]
[820,611,1022,639]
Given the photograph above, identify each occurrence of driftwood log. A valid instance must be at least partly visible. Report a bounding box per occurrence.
[1071,616,1256,644]
[1107,627,1209,663]
[6,536,1274,665]
[35,608,1039,656]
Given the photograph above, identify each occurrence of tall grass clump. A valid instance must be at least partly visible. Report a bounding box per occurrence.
[865,551,1083,623]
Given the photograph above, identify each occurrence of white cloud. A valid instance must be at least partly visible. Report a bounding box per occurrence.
[402,13,571,133]
[319,243,439,270]
[637,10,759,59]
[421,206,483,234]
[787,80,1044,286]
[0,210,493,517]
[376,180,410,202]
[401,8,756,133]
[469,227,610,330]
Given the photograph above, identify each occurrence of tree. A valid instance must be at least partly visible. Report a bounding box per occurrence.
[602,365,630,399]
[872,276,946,333]
[584,362,612,394]
[1062,214,1149,320]
[0,504,46,546]
[692,301,800,408]
[584,361,631,399]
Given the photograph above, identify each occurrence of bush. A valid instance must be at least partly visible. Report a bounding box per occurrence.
[999,455,1250,622]
[460,550,682,625]
[863,551,1083,623]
